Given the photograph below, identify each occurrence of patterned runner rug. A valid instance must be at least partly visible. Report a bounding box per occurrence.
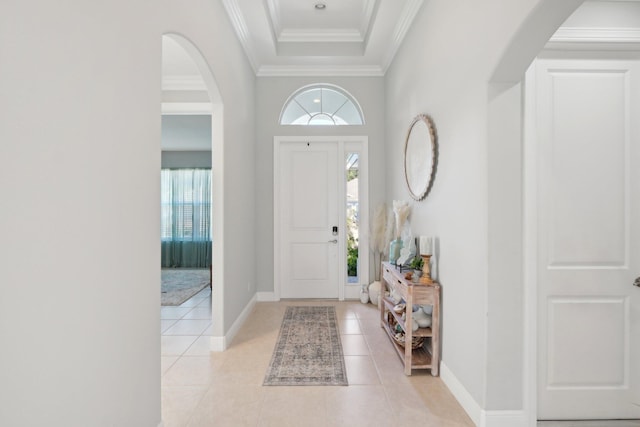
[263,306,348,386]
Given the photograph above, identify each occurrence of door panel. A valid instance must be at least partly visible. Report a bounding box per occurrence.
[535,59,640,419]
[279,141,339,299]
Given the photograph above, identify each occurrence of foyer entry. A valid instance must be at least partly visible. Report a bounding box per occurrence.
[274,136,368,300]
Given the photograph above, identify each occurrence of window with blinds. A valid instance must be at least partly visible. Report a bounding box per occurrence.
[161,169,211,242]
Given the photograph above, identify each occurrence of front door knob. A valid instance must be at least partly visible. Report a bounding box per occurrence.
[634,277,640,287]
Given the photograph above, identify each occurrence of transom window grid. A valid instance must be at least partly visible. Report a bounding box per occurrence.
[280,84,364,126]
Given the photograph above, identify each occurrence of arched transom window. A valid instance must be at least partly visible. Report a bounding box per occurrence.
[280,84,364,126]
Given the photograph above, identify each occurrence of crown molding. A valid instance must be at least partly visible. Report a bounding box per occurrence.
[222,0,260,73]
[360,0,379,39]
[278,28,364,43]
[256,64,384,77]
[549,27,640,44]
[265,0,282,39]
[381,0,423,73]
[162,75,207,91]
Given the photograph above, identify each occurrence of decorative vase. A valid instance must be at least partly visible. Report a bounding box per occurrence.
[368,281,382,306]
[389,238,403,264]
[359,285,369,304]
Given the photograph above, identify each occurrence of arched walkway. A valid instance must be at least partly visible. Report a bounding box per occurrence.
[162,33,225,343]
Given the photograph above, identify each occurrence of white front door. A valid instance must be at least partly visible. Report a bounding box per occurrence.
[278,139,339,298]
[533,58,640,419]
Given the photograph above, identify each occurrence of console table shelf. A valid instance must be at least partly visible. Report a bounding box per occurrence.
[379,261,441,376]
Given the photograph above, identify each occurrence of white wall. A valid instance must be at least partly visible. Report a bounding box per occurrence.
[0,0,255,425]
[255,76,385,294]
[385,0,582,421]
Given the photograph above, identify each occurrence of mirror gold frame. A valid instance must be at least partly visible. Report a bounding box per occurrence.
[403,114,438,201]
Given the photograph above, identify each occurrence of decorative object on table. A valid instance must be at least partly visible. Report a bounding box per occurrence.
[359,284,369,304]
[412,308,432,328]
[409,256,424,282]
[368,281,382,306]
[393,331,424,348]
[404,114,438,201]
[397,236,416,267]
[391,200,411,265]
[418,236,434,284]
[386,312,424,348]
[393,302,406,314]
[390,288,402,304]
[389,237,402,264]
[263,306,348,386]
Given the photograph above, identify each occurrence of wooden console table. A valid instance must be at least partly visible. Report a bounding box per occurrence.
[379,261,441,376]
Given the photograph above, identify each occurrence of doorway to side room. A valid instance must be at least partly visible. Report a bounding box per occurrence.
[160,33,225,354]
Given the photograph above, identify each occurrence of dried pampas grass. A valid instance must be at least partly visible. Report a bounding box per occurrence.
[385,205,396,251]
[369,204,387,280]
[370,204,387,254]
[393,200,411,239]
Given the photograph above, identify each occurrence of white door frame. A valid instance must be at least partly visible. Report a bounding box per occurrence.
[524,62,540,426]
[273,136,369,301]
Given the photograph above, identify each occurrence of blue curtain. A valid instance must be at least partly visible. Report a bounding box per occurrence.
[161,169,212,268]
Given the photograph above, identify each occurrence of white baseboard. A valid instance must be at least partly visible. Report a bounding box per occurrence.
[440,362,527,427]
[257,291,278,302]
[210,294,257,351]
[440,361,483,426]
[480,410,527,427]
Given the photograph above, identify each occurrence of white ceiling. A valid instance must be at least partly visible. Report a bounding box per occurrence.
[222,0,424,76]
[161,0,640,88]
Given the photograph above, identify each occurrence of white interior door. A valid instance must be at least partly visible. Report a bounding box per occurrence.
[534,58,640,419]
[278,139,339,299]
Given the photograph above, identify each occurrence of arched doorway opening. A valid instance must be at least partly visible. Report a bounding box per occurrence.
[160,33,225,352]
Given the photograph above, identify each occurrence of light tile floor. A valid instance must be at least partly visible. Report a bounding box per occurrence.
[160,291,475,427]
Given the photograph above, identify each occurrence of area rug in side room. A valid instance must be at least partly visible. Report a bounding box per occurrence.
[161,268,210,306]
[263,306,348,386]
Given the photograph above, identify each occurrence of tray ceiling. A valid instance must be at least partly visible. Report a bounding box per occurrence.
[222,0,424,76]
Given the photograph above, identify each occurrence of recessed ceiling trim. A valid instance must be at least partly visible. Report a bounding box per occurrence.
[278,28,364,43]
[222,0,260,73]
[223,0,424,77]
[381,0,423,73]
[549,27,640,44]
[257,64,384,77]
[360,0,379,39]
[265,0,282,41]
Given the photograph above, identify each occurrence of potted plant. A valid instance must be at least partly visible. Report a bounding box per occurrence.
[409,256,424,280]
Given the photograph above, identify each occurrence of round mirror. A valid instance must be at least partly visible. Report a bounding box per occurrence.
[404,114,437,201]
